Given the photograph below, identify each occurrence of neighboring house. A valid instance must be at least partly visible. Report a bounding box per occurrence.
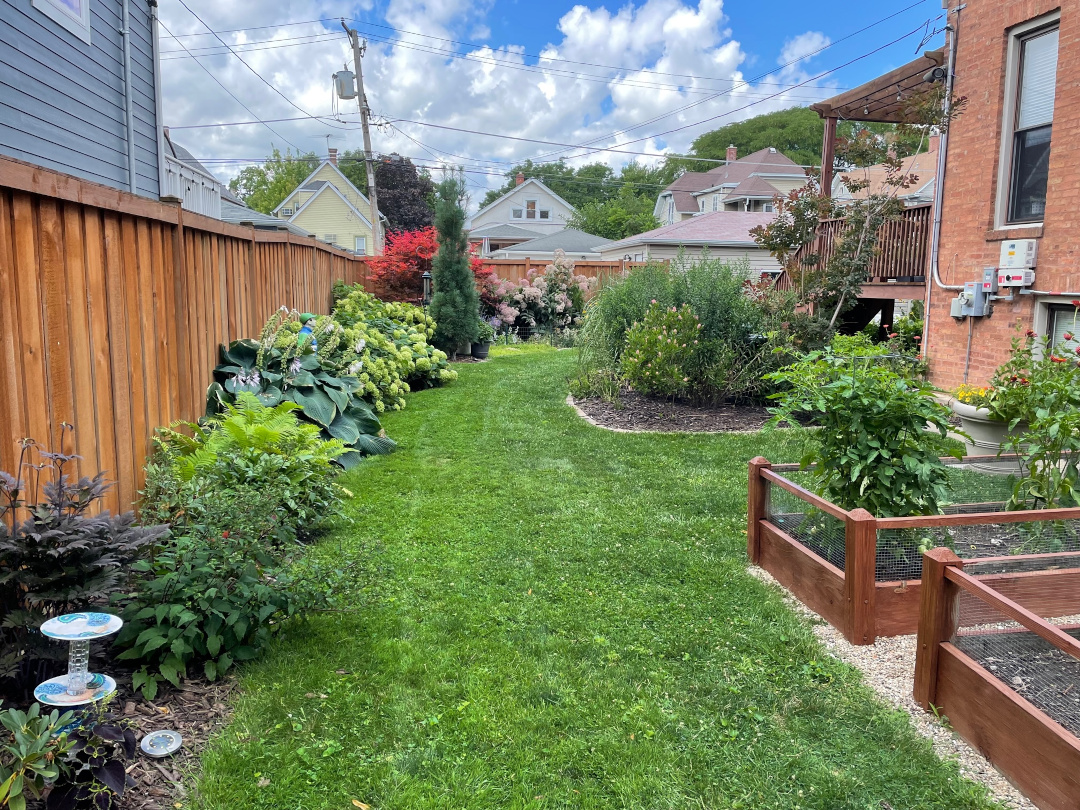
[653,146,807,224]
[832,135,940,206]
[466,173,576,254]
[467,223,545,256]
[488,228,611,261]
[0,0,163,198]
[273,148,382,255]
[597,211,780,277]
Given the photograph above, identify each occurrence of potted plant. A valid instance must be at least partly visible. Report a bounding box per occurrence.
[472,319,494,360]
[949,384,1013,452]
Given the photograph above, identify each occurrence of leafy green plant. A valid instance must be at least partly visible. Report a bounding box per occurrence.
[0,704,74,810]
[0,432,168,698]
[990,328,1080,509]
[622,303,701,399]
[48,703,137,810]
[476,318,495,345]
[206,309,395,467]
[149,395,346,540]
[115,524,336,699]
[767,346,961,517]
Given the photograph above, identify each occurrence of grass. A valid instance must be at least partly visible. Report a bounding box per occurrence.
[195,346,1002,810]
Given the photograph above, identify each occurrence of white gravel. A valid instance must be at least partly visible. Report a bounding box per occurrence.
[748,565,1036,809]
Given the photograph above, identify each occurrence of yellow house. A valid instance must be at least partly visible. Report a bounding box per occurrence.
[272,152,382,255]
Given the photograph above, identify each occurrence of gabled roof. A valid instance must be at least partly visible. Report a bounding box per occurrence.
[467,223,545,239]
[469,177,577,223]
[289,182,374,229]
[658,149,805,214]
[601,211,776,253]
[301,179,329,191]
[272,160,373,215]
[221,199,312,236]
[163,131,217,180]
[723,175,783,201]
[497,228,611,255]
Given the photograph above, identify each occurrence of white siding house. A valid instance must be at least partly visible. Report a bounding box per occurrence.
[466,177,575,236]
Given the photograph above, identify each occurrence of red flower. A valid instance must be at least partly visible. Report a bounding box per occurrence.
[1051,355,1067,363]
[222,531,230,538]
[1072,300,1080,308]
[1066,333,1076,342]
[1026,329,1037,338]
[1074,346,1080,355]
[913,335,921,342]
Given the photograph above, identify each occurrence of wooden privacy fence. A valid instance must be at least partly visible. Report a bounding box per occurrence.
[0,156,373,514]
[479,258,657,287]
[790,203,931,283]
[914,549,1080,810]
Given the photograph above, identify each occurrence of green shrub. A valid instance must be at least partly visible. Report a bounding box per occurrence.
[767,346,960,517]
[476,318,495,344]
[206,310,395,467]
[622,303,701,398]
[0,432,167,698]
[49,703,137,809]
[146,394,346,542]
[0,703,75,809]
[115,524,336,700]
[429,177,480,350]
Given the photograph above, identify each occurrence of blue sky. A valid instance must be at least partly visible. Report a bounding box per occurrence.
[159,0,946,197]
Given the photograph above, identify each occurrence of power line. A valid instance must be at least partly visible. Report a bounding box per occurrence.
[161,32,342,59]
[157,18,303,152]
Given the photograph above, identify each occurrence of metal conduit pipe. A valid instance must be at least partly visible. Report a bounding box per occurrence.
[121,0,137,193]
[929,6,965,295]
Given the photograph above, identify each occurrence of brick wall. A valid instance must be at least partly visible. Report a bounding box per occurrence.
[926,0,1080,389]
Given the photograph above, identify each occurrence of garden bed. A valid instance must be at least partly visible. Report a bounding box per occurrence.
[748,455,1080,643]
[572,389,771,433]
[914,550,1080,810]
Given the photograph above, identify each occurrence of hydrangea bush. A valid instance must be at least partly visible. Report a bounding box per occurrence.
[487,250,590,332]
[329,286,457,411]
[621,303,702,399]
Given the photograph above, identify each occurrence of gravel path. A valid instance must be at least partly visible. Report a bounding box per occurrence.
[748,566,1036,810]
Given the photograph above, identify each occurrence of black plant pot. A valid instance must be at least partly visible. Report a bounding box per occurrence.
[472,342,490,360]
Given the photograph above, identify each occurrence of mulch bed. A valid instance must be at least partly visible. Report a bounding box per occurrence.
[572,388,771,433]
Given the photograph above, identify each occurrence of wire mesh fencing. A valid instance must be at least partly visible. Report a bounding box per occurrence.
[951,584,1080,738]
[765,480,847,570]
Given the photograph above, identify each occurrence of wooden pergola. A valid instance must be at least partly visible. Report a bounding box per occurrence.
[812,49,945,197]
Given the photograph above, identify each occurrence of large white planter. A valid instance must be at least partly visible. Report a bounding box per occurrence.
[949,400,1027,470]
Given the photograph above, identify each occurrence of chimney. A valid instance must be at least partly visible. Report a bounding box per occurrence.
[516,171,525,186]
[726,144,737,162]
[328,147,338,166]
[929,133,940,153]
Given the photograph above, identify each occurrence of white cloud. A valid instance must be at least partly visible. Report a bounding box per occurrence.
[158,1,841,207]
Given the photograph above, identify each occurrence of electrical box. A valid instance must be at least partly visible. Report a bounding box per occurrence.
[334,70,357,100]
[961,281,991,317]
[981,267,999,294]
[950,294,966,318]
[999,239,1039,269]
[998,268,1036,287]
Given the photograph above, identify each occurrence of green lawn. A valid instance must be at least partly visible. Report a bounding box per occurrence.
[195,346,1000,810]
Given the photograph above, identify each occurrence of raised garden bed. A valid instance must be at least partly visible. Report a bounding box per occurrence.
[747,455,1080,643]
[914,549,1080,810]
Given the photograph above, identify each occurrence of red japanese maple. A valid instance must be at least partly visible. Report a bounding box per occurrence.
[369,227,495,303]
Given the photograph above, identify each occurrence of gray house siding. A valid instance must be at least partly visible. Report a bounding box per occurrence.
[0,0,160,197]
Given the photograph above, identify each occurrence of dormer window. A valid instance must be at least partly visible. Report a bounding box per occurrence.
[526,200,537,219]
[282,207,294,216]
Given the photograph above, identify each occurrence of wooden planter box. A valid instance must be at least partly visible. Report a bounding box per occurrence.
[913,549,1080,810]
[747,456,1080,644]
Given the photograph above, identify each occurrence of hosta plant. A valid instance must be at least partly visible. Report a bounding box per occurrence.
[206,309,394,467]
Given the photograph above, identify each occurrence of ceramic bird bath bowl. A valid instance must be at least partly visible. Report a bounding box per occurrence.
[36,611,122,705]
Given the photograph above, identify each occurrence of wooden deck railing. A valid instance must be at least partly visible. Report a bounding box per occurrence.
[792,203,932,282]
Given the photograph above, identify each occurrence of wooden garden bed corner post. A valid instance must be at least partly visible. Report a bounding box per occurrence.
[913,547,963,710]
[747,457,772,563]
[844,508,877,644]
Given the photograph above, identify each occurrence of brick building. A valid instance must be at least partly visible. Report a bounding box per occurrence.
[926,0,1076,389]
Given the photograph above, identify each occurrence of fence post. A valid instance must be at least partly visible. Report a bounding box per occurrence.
[844,508,878,645]
[913,547,963,709]
[747,457,771,563]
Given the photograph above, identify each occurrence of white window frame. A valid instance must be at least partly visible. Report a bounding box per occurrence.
[994,12,1060,229]
[512,208,523,219]
[324,234,337,244]
[32,0,91,45]
[281,207,293,216]
[539,209,550,219]
[354,236,367,255]
[712,194,718,212]
[763,202,775,213]
[525,199,538,219]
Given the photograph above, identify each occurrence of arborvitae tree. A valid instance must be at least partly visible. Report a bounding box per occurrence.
[429,176,479,353]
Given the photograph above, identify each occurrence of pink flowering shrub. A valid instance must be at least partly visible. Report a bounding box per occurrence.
[622,303,703,399]
[487,250,590,331]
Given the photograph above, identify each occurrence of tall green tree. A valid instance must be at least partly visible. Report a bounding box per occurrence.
[227,148,318,214]
[430,175,479,353]
[567,184,661,241]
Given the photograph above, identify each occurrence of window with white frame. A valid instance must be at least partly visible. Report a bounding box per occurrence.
[282,207,293,216]
[667,200,674,224]
[712,194,718,212]
[700,199,705,212]
[526,200,537,219]
[763,202,774,213]
[324,234,337,244]
[1004,22,1059,224]
[539,209,550,219]
[355,236,367,254]
[512,208,523,218]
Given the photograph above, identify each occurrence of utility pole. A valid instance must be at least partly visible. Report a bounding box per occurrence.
[341,20,381,254]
